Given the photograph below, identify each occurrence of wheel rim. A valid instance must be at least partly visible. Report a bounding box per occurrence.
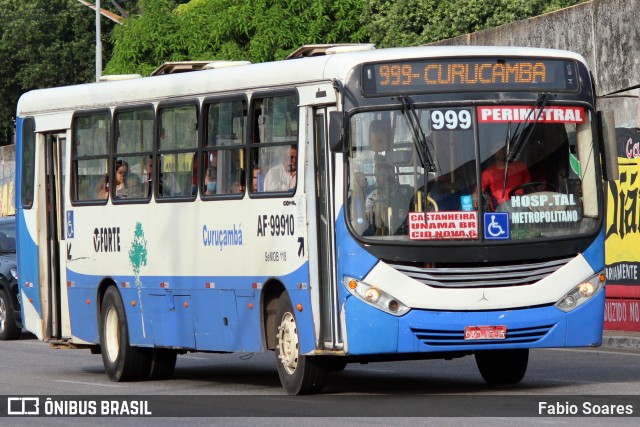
[104,306,120,363]
[277,311,299,375]
[0,297,6,334]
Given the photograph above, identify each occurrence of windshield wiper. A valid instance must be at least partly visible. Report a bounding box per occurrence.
[501,92,549,198]
[398,96,437,221]
[507,92,549,162]
[399,96,435,173]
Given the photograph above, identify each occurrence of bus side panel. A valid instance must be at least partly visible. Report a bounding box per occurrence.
[144,290,195,348]
[344,296,399,354]
[581,227,605,272]
[16,210,44,338]
[564,288,604,346]
[235,290,262,351]
[65,270,312,353]
[192,289,240,351]
[286,286,316,355]
[65,284,99,344]
[335,209,378,288]
[15,117,46,340]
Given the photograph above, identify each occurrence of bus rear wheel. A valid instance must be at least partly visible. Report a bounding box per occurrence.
[274,293,326,395]
[475,349,529,384]
[144,349,177,380]
[99,286,148,381]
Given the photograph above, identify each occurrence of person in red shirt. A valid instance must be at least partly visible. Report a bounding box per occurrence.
[474,144,531,211]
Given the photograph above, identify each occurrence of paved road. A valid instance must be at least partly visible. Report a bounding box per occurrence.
[2,333,639,426]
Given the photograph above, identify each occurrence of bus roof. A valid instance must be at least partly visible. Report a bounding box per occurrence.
[17,45,587,117]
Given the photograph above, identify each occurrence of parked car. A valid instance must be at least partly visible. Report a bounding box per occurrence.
[0,215,21,340]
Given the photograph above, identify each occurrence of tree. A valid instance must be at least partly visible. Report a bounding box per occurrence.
[0,0,121,145]
[364,0,590,48]
[105,0,368,76]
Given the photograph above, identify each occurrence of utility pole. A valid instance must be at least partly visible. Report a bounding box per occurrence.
[76,0,126,81]
[96,0,102,81]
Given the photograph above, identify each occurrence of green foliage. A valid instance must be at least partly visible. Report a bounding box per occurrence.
[364,0,589,48]
[107,0,182,75]
[0,0,118,145]
[1,0,592,146]
[105,0,368,75]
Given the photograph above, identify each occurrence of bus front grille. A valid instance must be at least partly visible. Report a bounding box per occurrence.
[411,324,554,347]
[389,256,573,288]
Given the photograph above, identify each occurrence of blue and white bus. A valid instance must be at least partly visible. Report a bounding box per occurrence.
[15,44,618,394]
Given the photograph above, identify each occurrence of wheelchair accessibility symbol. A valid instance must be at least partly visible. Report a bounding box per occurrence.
[484,213,509,240]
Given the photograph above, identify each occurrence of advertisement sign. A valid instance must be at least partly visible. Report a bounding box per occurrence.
[605,127,640,331]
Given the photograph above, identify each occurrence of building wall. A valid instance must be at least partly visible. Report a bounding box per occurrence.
[0,144,15,217]
[431,0,640,101]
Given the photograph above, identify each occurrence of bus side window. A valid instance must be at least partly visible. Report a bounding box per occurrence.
[72,112,110,203]
[203,98,247,197]
[113,108,154,201]
[250,93,299,194]
[157,103,198,199]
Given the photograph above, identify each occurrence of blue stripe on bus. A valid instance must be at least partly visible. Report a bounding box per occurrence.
[581,227,605,272]
[16,211,43,317]
[65,263,316,353]
[335,207,379,297]
[15,117,44,319]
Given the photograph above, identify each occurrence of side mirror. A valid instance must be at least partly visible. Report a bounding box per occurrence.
[329,111,345,153]
[598,110,619,181]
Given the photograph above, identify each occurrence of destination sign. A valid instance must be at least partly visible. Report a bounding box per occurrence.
[362,58,579,95]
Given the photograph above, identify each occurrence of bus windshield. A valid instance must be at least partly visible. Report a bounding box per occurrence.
[347,104,599,241]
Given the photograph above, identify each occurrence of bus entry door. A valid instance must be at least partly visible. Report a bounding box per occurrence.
[43,132,70,340]
[313,108,341,350]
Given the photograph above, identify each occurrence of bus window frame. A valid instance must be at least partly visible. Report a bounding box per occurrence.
[200,94,249,200]
[111,104,155,205]
[247,89,300,199]
[70,109,112,206]
[20,117,36,210]
[154,99,200,203]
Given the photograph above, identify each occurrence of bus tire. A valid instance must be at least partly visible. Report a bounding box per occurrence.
[274,293,326,395]
[145,349,177,380]
[99,286,148,381]
[475,348,529,384]
[319,356,348,372]
[0,288,20,341]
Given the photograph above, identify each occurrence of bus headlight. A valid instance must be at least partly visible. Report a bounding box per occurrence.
[555,272,605,312]
[344,277,410,316]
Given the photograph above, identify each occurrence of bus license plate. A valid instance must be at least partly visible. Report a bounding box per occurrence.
[464,325,507,340]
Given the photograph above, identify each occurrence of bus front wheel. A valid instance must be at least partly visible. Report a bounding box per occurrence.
[475,349,529,384]
[274,293,326,395]
[99,286,148,381]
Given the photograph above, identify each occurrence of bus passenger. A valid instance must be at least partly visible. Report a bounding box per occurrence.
[365,162,397,235]
[115,160,129,198]
[251,165,261,192]
[96,174,109,199]
[143,156,153,197]
[231,180,244,194]
[264,145,297,191]
[204,168,217,195]
[127,174,144,198]
[474,144,531,211]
